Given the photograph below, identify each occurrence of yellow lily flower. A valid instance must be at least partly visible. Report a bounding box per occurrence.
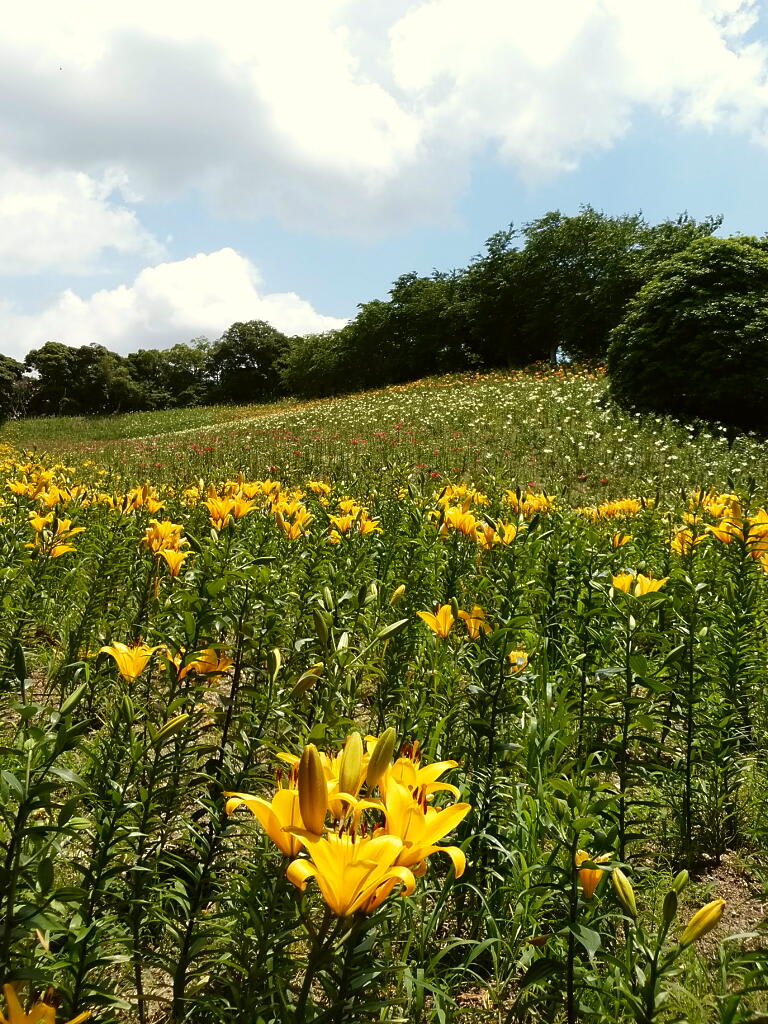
[669,528,702,556]
[611,532,630,548]
[275,506,313,540]
[507,649,528,673]
[122,483,164,513]
[597,498,646,518]
[99,641,159,681]
[611,572,667,596]
[443,505,481,539]
[25,517,85,558]
[1,985,89,1024]
[225,787,305,858]
[493,521,519,545]
[28,511,54,533]
[458,605,492,639]
[337,498,362,515]
[575,849,612,899]
[286,832,416,916]
[158,549,190,576]
[202,496,235,530]
[38,486,68,509]
[177,648,233,681]
[417,605,455,638]
[380,747,462,801]
[358,513,382,535]
[307,480,331,496]
[706,517,744,544]
[611,572,635,593]
[329,513,355,534]
[47,544,78,558]
[378,779,469,877]
[142,519,186,554]
[633,573,668,596]
[503,490,554,516]
[231,495,258,519]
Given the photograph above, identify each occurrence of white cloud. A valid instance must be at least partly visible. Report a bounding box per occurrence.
[0,249,347,360]
[389,0,768,178]
[0,1,767,233]
[0,162,162,273]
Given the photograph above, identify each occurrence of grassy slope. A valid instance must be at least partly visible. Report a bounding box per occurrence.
[2,366,765,501]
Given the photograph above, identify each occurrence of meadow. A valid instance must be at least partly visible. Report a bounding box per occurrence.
[0,365,767,1024]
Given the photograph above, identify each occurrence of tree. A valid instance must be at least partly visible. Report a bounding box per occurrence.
[208,322,289,404]
[607,236,768,433]
[0,354,25,422]
[24,342,77,415]
[68,344,136,414]
[515,207,649,363]
[126,348,176,410]
[453,227,526,367]
[278,330,353,397]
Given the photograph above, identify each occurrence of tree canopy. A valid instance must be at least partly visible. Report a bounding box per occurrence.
[0,207,733,423]
[607,236,768,433]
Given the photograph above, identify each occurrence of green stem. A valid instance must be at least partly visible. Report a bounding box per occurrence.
[294,909,334,1022]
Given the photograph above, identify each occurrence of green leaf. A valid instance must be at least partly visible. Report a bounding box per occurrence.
[376,618,410,641]
[568,922,601,957]
[37,857,54,893]
[520,957,562,989]
[12,641,26,684]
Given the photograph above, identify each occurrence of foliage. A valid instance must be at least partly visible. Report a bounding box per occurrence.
[1,208,726,421]
[607,236,768,433]
[0,355,25,422]
[1,368,768,1022]
[208,321,290,404]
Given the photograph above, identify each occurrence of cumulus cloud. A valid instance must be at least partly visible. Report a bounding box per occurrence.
[0,162,162,273]
[0,3,436,233]
[389,0,768,178]
[0,0,766,258]
[0,0,766,230]
[0,248,347,360]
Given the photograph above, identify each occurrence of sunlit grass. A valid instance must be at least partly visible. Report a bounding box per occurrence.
[1,365,766,1023]
[5,366,765,503]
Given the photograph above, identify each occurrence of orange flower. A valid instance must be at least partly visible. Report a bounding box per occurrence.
[575,849,611,899]
[507,650,528,673]
[458,605,492,639]
[417,605,455,638]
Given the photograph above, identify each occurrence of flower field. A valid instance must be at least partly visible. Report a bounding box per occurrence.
[1,367,767,1023]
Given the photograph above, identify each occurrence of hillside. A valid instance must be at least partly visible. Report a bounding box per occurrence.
[2,365,765,500]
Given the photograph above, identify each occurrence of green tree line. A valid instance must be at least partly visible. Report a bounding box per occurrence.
[0,206,723,422]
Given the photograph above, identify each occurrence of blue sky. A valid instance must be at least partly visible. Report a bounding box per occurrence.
[2,0,768,359]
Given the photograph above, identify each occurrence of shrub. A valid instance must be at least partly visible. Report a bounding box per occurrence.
[607,236,768,433]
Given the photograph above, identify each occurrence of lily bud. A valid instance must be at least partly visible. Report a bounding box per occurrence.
[152,713,190,746]
[662,889,678,927]
[339,731,363,797]
[389,584,406,606]
[313,608,330,648]
[298,743,327,834]
[449,597,460,621]
[291,663,323,697]
[365,727,397,790]
[672,869,690,893]
[267,648,282,683]
[679,899,725,947]
[611,868,637,918]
